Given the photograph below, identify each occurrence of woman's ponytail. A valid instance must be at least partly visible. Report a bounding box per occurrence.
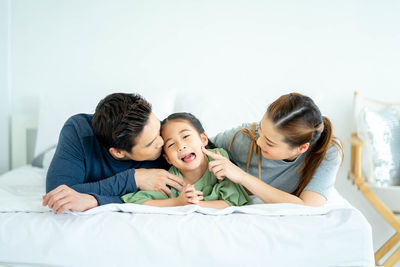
[268,93,343,197]
[293,116,342,196]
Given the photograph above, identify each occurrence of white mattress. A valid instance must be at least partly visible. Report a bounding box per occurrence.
[0,166,374,267]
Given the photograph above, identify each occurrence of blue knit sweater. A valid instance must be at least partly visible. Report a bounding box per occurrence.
[46,113,168,206]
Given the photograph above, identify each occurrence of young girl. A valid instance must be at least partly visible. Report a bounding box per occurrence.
[205,92,343,207]
[121,112,250,209]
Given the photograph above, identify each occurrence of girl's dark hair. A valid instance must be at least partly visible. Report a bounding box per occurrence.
[161,112,216,149]
[267,93,343,197]
[92,93,152,151]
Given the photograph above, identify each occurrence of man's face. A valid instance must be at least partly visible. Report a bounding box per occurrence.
[125,112,164,161]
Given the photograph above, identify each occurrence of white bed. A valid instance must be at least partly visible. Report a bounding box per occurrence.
[1,90,374,267]
[0,165,373,267]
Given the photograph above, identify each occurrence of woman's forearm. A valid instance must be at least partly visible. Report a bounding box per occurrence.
[240,173,304,205]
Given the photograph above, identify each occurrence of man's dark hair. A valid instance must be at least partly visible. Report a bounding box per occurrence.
[92,93,152,151]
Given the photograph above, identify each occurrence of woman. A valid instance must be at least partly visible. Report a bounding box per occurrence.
[203,92,343,207]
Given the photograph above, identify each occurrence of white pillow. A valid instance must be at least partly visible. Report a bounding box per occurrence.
[173,90,272,138]
[34,89,176,157]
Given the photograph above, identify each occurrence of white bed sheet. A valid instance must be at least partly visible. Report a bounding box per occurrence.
[0,166,374,267]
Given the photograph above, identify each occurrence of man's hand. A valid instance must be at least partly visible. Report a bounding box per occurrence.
[134,169,185,197]
[42,185,98,214]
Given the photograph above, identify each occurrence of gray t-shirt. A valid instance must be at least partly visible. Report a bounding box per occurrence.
[211,122,342,199]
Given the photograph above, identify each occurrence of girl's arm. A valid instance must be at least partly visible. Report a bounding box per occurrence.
[202,147,326,207]
[142,198,182,207]
[144,199,230,209]
[198,200,230,209]
[142,184,204,207]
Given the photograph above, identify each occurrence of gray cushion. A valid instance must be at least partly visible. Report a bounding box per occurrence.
[358,106,400,186]
[31,145,57,169]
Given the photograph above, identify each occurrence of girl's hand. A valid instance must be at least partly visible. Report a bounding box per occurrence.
[202,147,245,184]
[177,184,203,205]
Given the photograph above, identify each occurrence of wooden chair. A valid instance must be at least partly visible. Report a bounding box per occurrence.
[349,92,400,267]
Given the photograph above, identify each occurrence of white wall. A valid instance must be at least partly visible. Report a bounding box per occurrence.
[0,0,10,174]
[7,0,400,256]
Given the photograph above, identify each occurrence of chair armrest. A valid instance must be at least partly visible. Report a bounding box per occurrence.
[350,133,364,147]
[349,132,364,186]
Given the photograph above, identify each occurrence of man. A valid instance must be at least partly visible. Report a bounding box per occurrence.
[42,93,184,214]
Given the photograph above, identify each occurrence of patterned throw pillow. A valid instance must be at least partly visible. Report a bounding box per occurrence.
[358,106,400,186]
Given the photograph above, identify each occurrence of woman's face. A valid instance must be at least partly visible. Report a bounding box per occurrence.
[257,114,303,161]
[161,120,208,171]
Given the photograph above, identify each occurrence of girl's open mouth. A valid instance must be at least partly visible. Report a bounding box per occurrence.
[181,152,196,163]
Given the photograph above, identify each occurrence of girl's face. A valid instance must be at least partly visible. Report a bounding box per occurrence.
[161,120,208,171]
[256,114,305,161]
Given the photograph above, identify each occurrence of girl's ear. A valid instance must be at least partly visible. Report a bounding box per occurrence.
[200,132,209,147]
[297,143,310,154]
[163,153,171,164]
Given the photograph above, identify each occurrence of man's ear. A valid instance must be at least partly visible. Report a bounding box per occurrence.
[109,147,126,159]
[297,143,310,154]
[163,153,171,164]
[200,132,209,147]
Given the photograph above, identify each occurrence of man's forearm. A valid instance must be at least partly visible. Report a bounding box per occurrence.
[89,193,124,206]
[62,169,137,198]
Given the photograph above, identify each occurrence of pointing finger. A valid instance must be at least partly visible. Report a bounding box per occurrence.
[201,147,223,159]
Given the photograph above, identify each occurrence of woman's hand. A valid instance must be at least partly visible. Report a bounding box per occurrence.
[176,184,203,205]
[202,147,245,184]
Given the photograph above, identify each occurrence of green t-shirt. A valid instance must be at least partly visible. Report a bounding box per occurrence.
[121,148,251,206]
